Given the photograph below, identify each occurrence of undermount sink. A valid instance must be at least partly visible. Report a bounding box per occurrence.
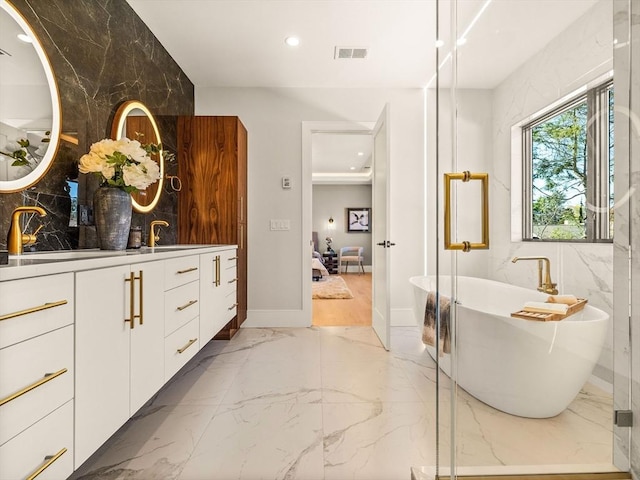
[12,245,215,261]
[14,249,136,260]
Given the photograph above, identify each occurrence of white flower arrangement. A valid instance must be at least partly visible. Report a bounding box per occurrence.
[79,137,161,192]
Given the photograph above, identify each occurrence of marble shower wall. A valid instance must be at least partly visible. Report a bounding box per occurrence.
[489,0,615,379]
[0,0,194,250]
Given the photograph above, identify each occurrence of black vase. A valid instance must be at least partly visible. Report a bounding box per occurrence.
[93,187,132,250]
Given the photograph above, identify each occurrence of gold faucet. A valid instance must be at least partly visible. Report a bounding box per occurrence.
[148,220,169,247]
[511,256,558,295]
[7,206,47,255]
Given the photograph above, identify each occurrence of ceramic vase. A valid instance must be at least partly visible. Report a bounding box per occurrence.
[93,187,132,250]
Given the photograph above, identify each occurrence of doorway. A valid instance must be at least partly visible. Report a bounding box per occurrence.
[310,130,373,327]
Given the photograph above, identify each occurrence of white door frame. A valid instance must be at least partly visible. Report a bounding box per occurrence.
[301,121,375,325]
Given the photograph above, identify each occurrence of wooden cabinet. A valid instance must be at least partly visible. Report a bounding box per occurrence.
[178,116,247,338]
[74,261,165,468]
[0,273,74,480]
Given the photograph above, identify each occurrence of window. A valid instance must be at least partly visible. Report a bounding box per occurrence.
[522,79,613,241]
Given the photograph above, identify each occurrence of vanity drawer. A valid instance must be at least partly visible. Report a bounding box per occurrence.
[224,289,238,324]
[164,280,200,336]
[164,255,200,291]
[165,317,199,381]
[0,273,74,349]
[0,400,73,480]
[0,324,73,446]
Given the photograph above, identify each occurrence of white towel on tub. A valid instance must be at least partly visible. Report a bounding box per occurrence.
[423,291,451,355]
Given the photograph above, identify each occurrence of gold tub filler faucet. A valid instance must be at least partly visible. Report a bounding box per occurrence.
[148,220,169,247]
[511,256,558,295]
[7,206,47,255]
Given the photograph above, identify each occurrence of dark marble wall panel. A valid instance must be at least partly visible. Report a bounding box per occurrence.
[0,0,193,251]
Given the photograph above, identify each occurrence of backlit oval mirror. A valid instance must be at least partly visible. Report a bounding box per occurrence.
[0,0,61,192]
[111,100,164,213]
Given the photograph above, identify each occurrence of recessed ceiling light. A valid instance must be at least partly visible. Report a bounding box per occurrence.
[17,33,32,43]
[357,152,364,156]
[350,166,356,170]
[435,39,444,48]
[285,36,300,47]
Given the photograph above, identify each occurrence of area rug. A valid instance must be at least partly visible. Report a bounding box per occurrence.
[312,275,354,299]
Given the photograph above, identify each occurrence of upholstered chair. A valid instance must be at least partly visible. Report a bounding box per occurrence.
[338,246,364,274]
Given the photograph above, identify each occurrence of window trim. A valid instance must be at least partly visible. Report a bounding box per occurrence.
[515,73,613,243]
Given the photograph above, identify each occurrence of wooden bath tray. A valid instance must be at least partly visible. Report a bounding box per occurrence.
[510,298,588,322]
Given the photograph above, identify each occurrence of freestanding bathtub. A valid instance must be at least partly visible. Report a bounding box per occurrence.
[409,275,609,418]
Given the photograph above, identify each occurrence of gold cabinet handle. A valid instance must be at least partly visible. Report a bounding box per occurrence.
[228,278,238,284]
[177,338,197,354]
[124,272,135,329]
[228,303,238,311]
[214,255,221,287]
[138,270,144,325]
[177,267,198,274]
[176,299,198,311]
[0,300,67,322]
[228,256,238,261]
[444,171,489,252]
[125,271,143,327]
[26,447,68,480]
[0,368,67,407]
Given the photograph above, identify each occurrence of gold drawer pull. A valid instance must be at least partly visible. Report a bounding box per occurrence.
[228,303,238,311]
[0,300,68,322]
[228,278,238,284]
[177,338,197,354]
[177,267,198,274]
[26,447,68,480]
[228,256,238,261]
[0,368,67,407]
[176,299,198,311]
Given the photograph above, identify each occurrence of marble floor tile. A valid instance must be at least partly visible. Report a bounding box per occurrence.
[221,352,323,405]
[323,402,435,480]
[322,357,424,403]
[176,403,324,480]
[70,404,218,480]
[72,326,614,480]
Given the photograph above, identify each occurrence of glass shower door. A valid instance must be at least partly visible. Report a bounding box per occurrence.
[431,0,627,476]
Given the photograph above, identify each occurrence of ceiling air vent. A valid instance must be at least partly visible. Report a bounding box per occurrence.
[334,46,368,60]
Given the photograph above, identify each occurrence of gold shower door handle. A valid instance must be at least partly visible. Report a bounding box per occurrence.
[444,171,489,252]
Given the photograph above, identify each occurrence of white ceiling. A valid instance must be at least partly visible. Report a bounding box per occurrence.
[126,0,599,179]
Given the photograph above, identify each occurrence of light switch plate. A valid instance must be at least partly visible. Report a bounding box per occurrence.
[270,219,290,231]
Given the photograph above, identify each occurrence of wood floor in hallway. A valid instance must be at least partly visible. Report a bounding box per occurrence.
[312,272,372,326]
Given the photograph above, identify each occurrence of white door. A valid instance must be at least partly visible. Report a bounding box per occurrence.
[372,105,392,350]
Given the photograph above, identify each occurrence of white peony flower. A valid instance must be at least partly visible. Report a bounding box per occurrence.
[80,136,163,191]
[78,152,104,174]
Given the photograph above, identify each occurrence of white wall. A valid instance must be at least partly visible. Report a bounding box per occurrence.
[313,184,373,266]
[195,87,424,327]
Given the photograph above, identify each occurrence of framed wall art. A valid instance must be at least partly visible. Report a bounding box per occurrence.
[347,207,370,233]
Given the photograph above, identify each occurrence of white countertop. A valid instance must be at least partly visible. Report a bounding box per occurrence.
[0,245,237,282]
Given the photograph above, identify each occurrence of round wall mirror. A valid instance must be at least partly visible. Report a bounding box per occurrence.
[111,100,164,213]
[0,0,61,192]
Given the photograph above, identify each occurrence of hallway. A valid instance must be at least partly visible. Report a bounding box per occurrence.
[71,326,613,480]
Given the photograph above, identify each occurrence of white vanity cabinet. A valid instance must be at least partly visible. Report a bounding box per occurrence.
[0,273,74,480]
[0,244,238,477]
[74,260,165,468]
[163,255,201,381]
[200,248,238,343]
